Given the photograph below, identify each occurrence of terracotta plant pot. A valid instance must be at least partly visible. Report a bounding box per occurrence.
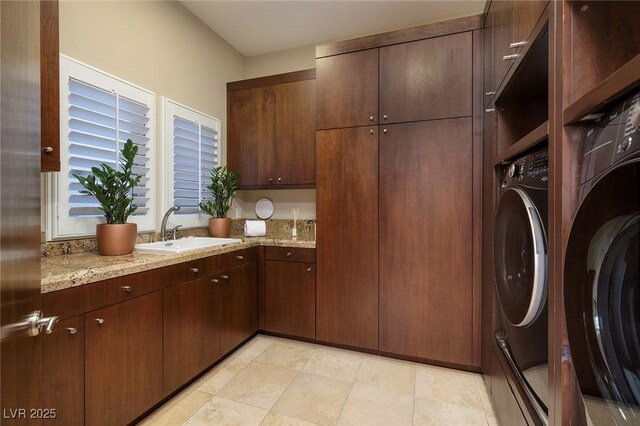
[209,218,232,238]
[96,223,137,256]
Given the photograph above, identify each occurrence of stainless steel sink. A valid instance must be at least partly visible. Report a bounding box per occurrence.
[135,237,242,254]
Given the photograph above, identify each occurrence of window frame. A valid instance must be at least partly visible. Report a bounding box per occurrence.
[160,97,222,230]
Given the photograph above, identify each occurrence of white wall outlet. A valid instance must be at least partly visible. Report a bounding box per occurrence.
[235,207,242,219]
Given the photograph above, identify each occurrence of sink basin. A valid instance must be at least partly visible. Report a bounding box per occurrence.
[135,237,242,254]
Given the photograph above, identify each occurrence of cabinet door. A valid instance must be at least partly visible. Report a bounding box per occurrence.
[275,79,316,185]
[85,292,162,426]
[264,260,315,338]
[40,0,60,172]
[512,1,547,50]
[163,277,221,395]
[316,49,378,130]
[380,32,472,123]
[228,87,276,187]
[379,119,474,366]
[492,0,514,91]
[483,7,495,107]
[41,316,84,426]
[316,126,378,349]
[220,261,258,354]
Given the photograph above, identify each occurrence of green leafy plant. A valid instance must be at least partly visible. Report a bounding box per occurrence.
[73,139,142,224]
[199,166,240,218]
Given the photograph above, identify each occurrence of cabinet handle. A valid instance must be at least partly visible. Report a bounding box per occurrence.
[509,41,526,49]
[307,267,312,272]
[43,146,54,154]
[269,177,274,183]
[369,115,374,121]
[369,129,374,135]
[95,318,104,325]
[66,327,77,335]
[211,278,219,284]
[236,255,244,260]
[286,251,292,257]
[503,54,520,61]
[485,91,496,96]
[383,128,388,134]
[121,285,132,293]
[383,114,388,120]
[221,275,229,280]
[190,267,199,273]
[485,108,495,113]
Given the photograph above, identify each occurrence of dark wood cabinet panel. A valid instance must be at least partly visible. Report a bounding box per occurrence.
[483,11,495,107]
[85,292,162,426]
[264,260,315,339]
[512,1,547,50]
[219,261,258,354]
[316,127,378,350]
[379,119,473,366]
[41,316,84,426]
[228,87,275,187]
[275,79,316,185]
[163,277,221,395]
[380,32,472,123]
[492,0,514,92]
[316,49,378,130]
[40,0,60,172]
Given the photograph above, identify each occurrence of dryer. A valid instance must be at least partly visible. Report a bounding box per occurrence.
[564,91,640,425]
[493,148,549,421]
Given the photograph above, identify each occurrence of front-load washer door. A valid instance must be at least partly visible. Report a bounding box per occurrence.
[494,187,548,328]
[565,161,640,425]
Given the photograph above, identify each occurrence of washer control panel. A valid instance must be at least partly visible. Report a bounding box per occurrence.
[501,148,548,191]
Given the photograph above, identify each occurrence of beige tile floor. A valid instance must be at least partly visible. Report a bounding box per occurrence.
[140,335,498,426]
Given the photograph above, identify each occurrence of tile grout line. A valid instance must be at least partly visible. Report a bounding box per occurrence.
[334,357,365,424]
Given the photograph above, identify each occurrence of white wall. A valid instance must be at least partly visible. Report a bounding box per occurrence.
[243,44,316,79]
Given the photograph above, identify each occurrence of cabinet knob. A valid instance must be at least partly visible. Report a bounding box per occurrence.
[286,251,292,257]
[190,267,199,273]
[236,255,244,260]
[383,128,388,134]
[95,318,104,325]
[369,129,374,135]
[269,177,274,183]
[66,327,77,335]
[503,54,520,61]
[307,267,312,272]
[383,114,388,120]
[211,278,219,284]
[509,41,526,49]
[43,146,54,154]
[485,91,496,96]
[221,275,229,280]
[369,115,374,121]
[277,177,282,182]
[121,285,133,293]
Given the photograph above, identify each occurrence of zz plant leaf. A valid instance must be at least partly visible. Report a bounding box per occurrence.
[73,139,142,225]
[199,166,240,218]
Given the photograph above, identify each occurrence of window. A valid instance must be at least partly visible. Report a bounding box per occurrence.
[46,56,156,240]
[161,98,221,228]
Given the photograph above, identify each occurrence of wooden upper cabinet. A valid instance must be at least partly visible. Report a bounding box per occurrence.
[227,71,315,188]
[316,126,378,350]
[483,9,495,107]
[492,0,514,92]
[511,1,547,51]
[316,49,378,130]
[228,87,275,187]
[40,0,60,172]
[379,32,472,123]
[379,118,474,366]
[275,80,316,185]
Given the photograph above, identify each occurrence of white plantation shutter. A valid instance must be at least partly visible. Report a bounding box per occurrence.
[47,56,156,240]
[163,98,221,228]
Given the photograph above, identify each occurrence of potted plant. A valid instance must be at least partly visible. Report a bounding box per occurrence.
[73,139,142,255]
[199,166,240,238]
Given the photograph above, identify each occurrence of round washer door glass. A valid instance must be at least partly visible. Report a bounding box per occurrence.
[494,187,547,327]
[565,161,640,424]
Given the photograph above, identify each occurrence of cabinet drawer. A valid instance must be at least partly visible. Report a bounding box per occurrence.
[221,247,257,270]
[42,286,85,320]
[265,247,315,263]
[163,255,221,287]
[84,269,163,312]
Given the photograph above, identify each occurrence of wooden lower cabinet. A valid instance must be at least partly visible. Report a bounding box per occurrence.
[316,126,379,350]
[41,316,84,426]
[84,292,162,426]
[264,260,315,338]
[379,119,474,366]
[163,277,221,395]
[219,261,258,354]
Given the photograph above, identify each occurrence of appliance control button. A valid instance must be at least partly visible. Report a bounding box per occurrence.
[622,136,633,151]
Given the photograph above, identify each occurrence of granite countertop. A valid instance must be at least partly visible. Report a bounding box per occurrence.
[41,233,315,294]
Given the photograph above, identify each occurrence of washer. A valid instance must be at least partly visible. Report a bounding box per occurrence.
[493,147,549,421]
[564,90,640,425]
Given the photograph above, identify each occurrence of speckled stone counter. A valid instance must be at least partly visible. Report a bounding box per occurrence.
[41,233,315,294]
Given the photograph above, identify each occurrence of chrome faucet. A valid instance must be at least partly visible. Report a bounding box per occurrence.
[160,206,180,241]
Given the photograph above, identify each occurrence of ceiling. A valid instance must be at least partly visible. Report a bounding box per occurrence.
[180,1,486,57]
